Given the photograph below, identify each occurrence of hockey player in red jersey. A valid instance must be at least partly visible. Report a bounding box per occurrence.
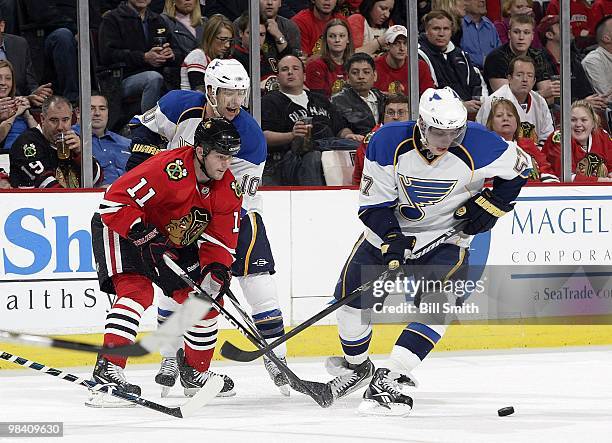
[87,118,242,404]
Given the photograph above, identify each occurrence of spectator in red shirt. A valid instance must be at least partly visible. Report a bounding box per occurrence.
[292,0,346,56]
[590,0,612,35]
[543,99,612,182]
[486,97,558,182]
[347,0,395,55]
[352,93,409,185]
[545,0,593,45]
[305,18,353,98]
[373,25,434,96]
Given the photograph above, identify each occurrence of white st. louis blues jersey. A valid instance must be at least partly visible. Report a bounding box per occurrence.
[359,121,532,249]
[133,90,267,214]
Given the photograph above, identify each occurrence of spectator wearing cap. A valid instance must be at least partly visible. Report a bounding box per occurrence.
[582,15,612,99]
[545,0,594,46]
[461,0,501,69]
[331,53,386,136]
[347,0,395,56]
[539,14,607,111]
[374,25,434,96]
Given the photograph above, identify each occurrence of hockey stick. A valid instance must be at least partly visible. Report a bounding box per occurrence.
[0,294,214,357]
[220,222,467,363]
[162,254,334,408]
[0,350,223,418]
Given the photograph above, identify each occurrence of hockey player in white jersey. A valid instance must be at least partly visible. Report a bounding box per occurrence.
[325,87,531,416]
[126,58,291,396]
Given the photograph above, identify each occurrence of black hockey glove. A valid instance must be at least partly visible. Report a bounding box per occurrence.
[200,262,232,297]
[127,222,178,270]
[381,232,416,270]
[453,188,515,235]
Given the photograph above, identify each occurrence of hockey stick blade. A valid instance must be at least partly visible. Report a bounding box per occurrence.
[220,222,467,362]
[0,351,221,418]
[162,254,334,408]
[0,295,213,357]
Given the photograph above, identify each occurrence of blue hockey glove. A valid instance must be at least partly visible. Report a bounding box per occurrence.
[453,188,514,235]
[381,232,416,270]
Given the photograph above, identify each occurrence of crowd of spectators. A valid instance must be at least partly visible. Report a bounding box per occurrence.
[0,0,610,189]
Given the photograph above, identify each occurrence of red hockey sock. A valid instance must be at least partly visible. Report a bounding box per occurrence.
[101,273,154,367]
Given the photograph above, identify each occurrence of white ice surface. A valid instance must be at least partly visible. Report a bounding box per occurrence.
[1,347,612,443]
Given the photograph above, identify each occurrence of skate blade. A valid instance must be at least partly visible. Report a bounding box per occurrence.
[357,399,412,417]
[184,387,236,398]
[160,386,171,398]
[84,390,137,408]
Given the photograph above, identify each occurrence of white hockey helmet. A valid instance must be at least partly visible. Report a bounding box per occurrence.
[418,87,467,148]
[204,58,250,114]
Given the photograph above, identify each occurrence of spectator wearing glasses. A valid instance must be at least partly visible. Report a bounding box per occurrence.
[352,93,409,185]
[180,14,234,91]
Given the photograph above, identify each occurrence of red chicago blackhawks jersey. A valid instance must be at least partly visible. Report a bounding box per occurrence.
[99,146,242,268]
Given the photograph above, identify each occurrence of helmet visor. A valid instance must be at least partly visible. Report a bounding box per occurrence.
[425,126,466,149]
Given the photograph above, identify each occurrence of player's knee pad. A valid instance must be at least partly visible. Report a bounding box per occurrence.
[337,305,372,363]
[237,272,280,315]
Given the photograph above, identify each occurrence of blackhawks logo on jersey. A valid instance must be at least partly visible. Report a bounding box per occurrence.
[23,143,37,158]
[231,180,243,199]
[165,159,188,181]
[165,207,211,246]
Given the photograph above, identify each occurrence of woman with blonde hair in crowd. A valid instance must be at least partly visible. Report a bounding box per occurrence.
[431,0,466,45]
[0,60,37,153]
[494,0,542,48]
[486,98,558,182]
[180,14,234,91]
[305,19,354,98]
[543,100,612,182]
[347,0,395,55]
[162,0,206,62]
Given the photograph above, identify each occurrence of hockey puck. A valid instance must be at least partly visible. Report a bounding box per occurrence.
[498,406,515,417]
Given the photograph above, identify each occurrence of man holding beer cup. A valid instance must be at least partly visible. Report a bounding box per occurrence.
[9,96,103,188]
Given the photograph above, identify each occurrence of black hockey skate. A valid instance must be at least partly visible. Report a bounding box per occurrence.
[92,355,141,396]
[263,355,290,396]
[326,357,374,400]
[358,368,414,417]
[176,349,235,397]
[155,357,179,398]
